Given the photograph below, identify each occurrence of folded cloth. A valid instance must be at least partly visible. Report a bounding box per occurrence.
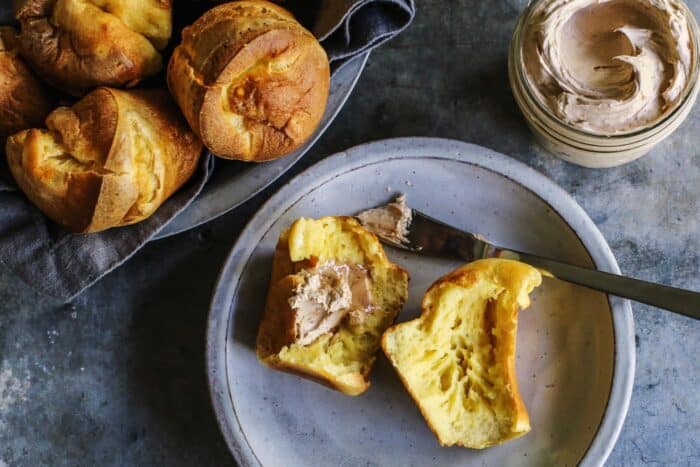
[314,0,414,70]
[0,0,415,302]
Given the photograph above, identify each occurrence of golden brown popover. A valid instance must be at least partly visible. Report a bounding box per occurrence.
[257,216,409,395]
[5,88,202,233]
[383,259,542,448]
[0,26,52,143]
[15,0,172,96]
[168,0,330,162]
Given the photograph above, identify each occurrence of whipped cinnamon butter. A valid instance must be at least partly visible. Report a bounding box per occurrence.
[356,195,412,246]
[289,261,373,345]
[522,0,696,134]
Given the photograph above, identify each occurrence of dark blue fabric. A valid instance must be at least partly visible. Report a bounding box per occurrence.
[0,155,215,300]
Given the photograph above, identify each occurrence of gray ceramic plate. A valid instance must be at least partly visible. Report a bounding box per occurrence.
[209,137,635,466]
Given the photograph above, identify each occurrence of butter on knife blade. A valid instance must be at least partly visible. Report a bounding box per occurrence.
[355,194,412,246]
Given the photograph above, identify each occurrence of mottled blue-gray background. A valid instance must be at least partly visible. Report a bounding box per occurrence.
[0,0,698,465]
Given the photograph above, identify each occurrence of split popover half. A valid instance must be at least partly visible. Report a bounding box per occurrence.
[0,26,52,144]
[383,259,542,448]
[15,0,172,96]
[257,216,409,396]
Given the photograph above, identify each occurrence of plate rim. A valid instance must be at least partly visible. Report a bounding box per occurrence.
[206,137,636,467]
[153,53,370,240]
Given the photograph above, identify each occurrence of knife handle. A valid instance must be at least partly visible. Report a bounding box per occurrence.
[500,250,700,320]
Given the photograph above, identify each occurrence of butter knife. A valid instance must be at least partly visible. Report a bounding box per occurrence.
[357,203,700,320]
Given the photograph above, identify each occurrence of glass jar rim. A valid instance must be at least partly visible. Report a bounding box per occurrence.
[512,0,700,140]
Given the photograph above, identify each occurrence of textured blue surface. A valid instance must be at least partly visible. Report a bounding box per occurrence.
[0,1,698,465]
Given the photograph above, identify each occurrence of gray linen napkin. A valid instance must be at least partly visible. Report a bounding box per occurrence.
[0,0,415,301]
[314,0,415,70]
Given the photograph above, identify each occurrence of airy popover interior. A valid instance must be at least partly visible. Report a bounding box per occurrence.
[382,258,542,448]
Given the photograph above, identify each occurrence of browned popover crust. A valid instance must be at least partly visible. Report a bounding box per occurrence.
[5,88,203,233]
[15,0,172,96]
[0,26,53,143]
[168,0,330,162]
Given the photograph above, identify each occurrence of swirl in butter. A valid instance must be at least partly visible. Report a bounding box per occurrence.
[522,0,695,134]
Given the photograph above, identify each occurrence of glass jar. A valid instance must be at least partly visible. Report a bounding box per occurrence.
[508,0,700,168]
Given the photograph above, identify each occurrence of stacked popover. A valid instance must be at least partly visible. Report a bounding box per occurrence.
[0,26,52,143]
[168,1,330,161]
[6,88,202,232]
[2,1,332,233]
[14,0,172,96]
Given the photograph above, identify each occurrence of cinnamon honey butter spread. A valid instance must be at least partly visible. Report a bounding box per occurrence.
[356,195,412,246]
[256,215,409,396]
[523,0,696,134]
[289,262,373,345]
